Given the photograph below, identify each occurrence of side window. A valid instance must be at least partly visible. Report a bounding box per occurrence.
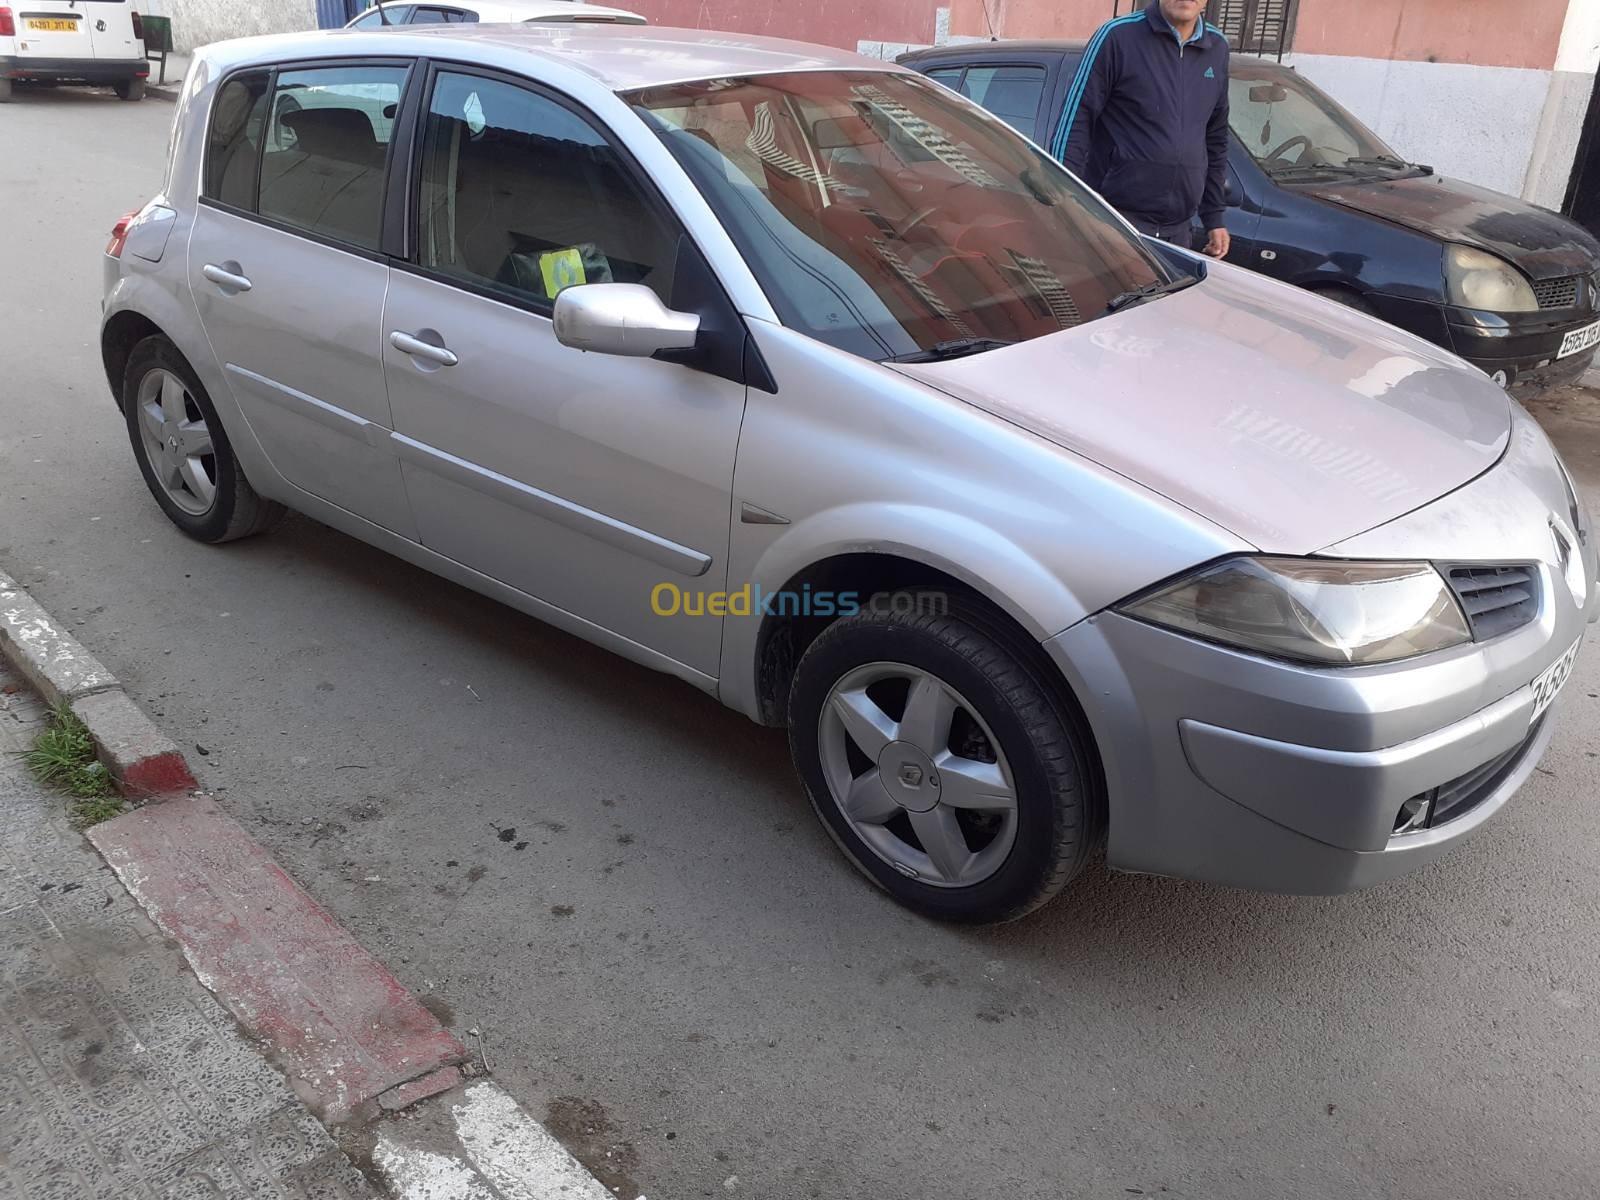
[408,7,456,22]
[257,64,408,251]
[204,70,273,209]
[415,71,679,308]
[351,5,411,25]
[923,66,964,90]
[959,65,1046,140]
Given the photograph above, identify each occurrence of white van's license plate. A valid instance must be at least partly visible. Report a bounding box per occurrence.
[1558,320,1600,360]
[1530,638,1582,725]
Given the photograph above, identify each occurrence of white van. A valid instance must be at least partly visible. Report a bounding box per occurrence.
[0,0,147,101]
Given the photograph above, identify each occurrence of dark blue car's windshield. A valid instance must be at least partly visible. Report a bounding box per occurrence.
[1227,65,1403,174]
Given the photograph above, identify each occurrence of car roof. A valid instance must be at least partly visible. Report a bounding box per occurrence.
[362,0,646,23]
[204,24,904,93]
[898,39,1089,64]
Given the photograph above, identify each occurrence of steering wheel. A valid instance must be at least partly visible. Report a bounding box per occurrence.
[1264,134,1314,165]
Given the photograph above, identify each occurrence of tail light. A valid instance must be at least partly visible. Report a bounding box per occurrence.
[131,9,143,39]
[107,209,140,258]
[0,8,17,37]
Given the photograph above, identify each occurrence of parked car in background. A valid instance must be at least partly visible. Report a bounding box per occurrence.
[0,0,147,101]
[345,0,644,28]
[102,26,1596,923]
[901,41,1600,390]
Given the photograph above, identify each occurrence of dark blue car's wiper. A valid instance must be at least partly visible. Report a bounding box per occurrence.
[1343,155,1434,175]
[1105,274,1198,314]
[887,337,1016,363]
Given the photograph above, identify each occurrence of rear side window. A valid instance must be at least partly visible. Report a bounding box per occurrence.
[958,65,1046,140]
[414,71,679,307]
[923,67,964,88]
[256,65,408,251]
[204,71,273,210]
[411,6,477,21]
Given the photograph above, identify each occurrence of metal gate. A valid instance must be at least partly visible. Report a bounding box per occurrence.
[1111,0,1293,59]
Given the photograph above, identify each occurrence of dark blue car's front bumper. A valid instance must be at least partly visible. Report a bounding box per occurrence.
[1368,293,1598,387]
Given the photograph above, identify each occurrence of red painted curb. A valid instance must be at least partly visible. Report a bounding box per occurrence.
[71,689,197,799]
[90,796,467,1124]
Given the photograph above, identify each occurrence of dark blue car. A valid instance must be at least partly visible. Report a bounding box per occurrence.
[900,41,1600,390]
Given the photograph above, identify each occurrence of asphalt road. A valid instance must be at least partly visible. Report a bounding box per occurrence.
[4,90,1600,1200]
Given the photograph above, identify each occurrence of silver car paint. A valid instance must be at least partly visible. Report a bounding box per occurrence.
[893,263,1514,556]
[103,26,1598,897]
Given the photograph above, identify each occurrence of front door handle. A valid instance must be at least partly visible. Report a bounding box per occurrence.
[201,262,252,293]
[389,330,458,368]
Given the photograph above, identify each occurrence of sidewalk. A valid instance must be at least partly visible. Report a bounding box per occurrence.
[0,658,377,1200]
[145,53,190,101]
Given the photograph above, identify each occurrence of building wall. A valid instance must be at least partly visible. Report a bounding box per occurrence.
[148,0,319,53]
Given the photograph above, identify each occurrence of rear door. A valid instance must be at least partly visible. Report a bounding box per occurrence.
[83,0,140,60]
[187,60,419,537]
[9,0,93,63]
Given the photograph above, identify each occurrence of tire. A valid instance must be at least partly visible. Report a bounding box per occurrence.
[114,77,144,101]
[122,336,285,543]
[788,594,1101,924]
[0,78,13,103]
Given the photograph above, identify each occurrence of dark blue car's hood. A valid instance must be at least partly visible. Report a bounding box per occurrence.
[1296,172,1600,281]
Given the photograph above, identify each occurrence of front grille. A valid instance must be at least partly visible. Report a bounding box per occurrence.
[1447,565,1539,641]
[1533,276,1579,310]
[1394,718,1544,835]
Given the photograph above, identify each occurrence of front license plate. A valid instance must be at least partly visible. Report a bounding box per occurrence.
[1558,319,1600,360]
[26,17,79,29]
[1530,638,1582,725]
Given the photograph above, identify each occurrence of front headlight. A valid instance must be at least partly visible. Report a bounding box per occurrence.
[1444,246,1538,313]
[1121,557,1471,665]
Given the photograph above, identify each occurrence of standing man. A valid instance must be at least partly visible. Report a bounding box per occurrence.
[1050,0,1232,258]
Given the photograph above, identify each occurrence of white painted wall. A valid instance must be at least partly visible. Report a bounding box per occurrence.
[1281,53,1556,199]
[157,0,319,53]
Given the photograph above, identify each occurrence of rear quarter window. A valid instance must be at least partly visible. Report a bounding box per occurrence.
[204,71,273,210]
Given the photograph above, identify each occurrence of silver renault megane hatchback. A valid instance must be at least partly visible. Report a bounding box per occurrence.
[101,24,1597,922]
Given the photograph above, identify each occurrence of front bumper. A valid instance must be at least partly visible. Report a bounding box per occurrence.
[1444,304,1599,387]
[1046,415,1599,895]
[1,55,148,83]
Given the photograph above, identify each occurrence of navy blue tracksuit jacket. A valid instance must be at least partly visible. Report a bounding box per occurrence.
[1050,6,1230,234]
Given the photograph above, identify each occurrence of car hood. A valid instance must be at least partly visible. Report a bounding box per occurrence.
[1296,172,1600,281]
[890,266,1512,554]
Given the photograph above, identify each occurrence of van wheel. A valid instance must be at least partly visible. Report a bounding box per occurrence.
[114,77,145,101]
[122,337,285,543]
[0,78,13,103]
[788,595,1101,923]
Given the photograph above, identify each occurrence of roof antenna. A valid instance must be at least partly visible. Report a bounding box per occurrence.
[979,0,999,41]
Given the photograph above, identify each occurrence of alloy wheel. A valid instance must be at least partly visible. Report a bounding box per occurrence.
[817,661,1018,887]
[136,368,217,516]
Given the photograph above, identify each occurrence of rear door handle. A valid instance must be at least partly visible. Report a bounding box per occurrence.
[201,262,252,293]
[389,330,458,368]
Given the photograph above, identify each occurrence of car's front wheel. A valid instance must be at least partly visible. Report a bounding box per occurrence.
[122,336,284,542]
[788,595,1101,923]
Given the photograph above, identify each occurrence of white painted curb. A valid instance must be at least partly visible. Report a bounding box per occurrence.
[374,1081,634,1200]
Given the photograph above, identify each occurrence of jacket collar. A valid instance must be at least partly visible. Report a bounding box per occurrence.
[1144,3,1210,48]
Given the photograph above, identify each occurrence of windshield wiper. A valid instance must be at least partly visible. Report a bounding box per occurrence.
[1105,274,1198,314]
[1343,154,1433,175]
[887,337,1016,364]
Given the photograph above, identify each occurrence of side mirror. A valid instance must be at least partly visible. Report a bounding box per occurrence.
[552,283,701,358]
[1224,170,1244,208]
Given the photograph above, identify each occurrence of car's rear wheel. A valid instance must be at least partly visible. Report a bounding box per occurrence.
[113,77,144,101]
[122,337,284,543]
[0,78,13,103]
[788,595,1101,923]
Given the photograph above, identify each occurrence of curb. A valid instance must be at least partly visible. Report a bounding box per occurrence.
[0,563,628,1196]
[0,567,196,797]
[147,81,182,101]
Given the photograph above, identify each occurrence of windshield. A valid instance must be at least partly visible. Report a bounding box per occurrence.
[627,71,1167,362]
[1228,64,1401,174]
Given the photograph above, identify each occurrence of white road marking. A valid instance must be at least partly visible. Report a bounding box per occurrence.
[452,1082,616,1200]
[373,1137,497,1200]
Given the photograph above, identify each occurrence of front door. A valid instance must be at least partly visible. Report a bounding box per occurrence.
[188,61,417,537]
[381,67,747,675]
